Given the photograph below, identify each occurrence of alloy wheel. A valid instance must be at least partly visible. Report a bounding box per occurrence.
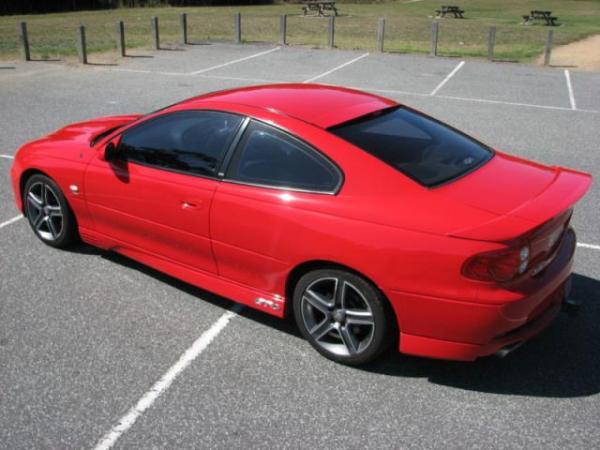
[26,181,64,241]
[300,276,375,357]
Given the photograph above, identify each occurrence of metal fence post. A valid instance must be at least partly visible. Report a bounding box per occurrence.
[151,16,159,50]
[234,13,241,44]
[376,18,385,52]
[77,25,87,64]
[116,21,125,57]
[18,22,31,61]
[430,21,439,56]
[280,14,287,46]
[544,30,553,66]
[180,13,188,45]
[327,15,335,48]
[487,26,496,61]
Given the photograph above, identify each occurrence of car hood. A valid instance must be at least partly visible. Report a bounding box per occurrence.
[45,114,142,145]
[435,151,592,241]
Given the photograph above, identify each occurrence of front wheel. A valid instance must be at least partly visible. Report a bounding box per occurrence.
[23,174,78,248]
[293,269,393,365]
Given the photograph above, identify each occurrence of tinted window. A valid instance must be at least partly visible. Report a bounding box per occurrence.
[329,107,492,187]
[227,121,340,193]
[120,111,242,177]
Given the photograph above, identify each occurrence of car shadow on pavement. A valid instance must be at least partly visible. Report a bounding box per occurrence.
[362,273,600,398]
[77,244,599,398]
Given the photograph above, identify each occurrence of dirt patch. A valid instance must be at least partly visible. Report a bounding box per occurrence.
[537,34,600,71]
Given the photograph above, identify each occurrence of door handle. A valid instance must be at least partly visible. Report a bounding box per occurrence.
[181,200,201,210]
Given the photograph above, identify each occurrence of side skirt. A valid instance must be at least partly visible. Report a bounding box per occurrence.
[79,227,286,318]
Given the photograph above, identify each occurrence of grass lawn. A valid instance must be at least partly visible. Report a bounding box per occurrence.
[0,1,599,62]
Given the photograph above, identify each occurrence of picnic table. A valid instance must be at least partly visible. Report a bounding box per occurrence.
[435,5,465,19]
[302,0,338,17]
[522,10,558,26]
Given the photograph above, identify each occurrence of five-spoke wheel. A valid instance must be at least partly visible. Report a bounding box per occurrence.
[24,174,77,248]
[293,269,393,365]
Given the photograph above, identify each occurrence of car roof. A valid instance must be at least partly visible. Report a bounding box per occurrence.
[178,83,398,129]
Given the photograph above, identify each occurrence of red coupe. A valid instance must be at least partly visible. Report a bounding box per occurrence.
[10,84,592,365]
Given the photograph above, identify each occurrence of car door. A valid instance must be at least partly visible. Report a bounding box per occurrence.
[210,119,343,292]
[84,110,244,274]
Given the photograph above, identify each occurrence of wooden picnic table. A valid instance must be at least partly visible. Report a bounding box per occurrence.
[522,10,558,26]
[302,0,338,17]
[435,5,465,19]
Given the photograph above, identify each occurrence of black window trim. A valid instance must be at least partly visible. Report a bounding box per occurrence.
[328,105,495,189]
[221,118,344,196]
[116,109,246,182]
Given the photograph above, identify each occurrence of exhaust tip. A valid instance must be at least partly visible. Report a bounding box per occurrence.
[562,297,582,316]
[495,341,524,358]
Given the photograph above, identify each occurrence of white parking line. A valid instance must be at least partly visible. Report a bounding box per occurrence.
[92,304,243,450]
[357,84,600,114]
[190,47,281,75]
[110,68,186,76]
[198,73,278,84]
[564,70,577,110]
[304,53,370,83]
[0,154,14,159]
[109,47,281,77]
[578,242,600,251]
[430,61,465,96]
[0,214,23,229]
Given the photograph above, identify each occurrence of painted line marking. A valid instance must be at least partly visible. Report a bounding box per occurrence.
[190,47,281,75]
[198,73,278,84]
[430,61,465,96]
[304,53,370,83]
[0,154,14,159]
[0,214,23,229]
[111,68,186,76]
[92,304,243,450]
[564,69,577,110]
[578,242,600,251]
[109,47,281,77]
[353,84,599,114]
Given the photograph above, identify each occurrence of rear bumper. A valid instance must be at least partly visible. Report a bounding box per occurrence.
[398,296,563,361]
[388,228,575,361]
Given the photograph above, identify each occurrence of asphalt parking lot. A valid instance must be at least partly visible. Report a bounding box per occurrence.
[1,43,600,449]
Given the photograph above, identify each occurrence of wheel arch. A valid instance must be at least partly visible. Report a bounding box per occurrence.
[284,260,399,334]
[19,168,50,215]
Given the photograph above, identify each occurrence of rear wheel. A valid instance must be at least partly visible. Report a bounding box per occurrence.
[24,174,78,248]
[293,269,392,365]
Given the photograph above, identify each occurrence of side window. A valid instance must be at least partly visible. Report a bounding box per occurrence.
[119,111,242,177]
[227,121,341,193]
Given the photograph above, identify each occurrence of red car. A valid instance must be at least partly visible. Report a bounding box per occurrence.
[10,84,592,365]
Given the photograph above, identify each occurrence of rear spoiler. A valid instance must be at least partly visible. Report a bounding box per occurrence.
[450,167,592,241]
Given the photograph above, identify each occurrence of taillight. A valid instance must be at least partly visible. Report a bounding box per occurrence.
[462,244,530,282]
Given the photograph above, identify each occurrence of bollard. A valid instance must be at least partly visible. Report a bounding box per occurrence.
[151,16,159,50]
[376,18,385,52]
[328,15,335,48]
[280,14,287,46]
[430,21,439,56]
[234,13,241,44]
[180,13,188,45]
[487,26,496,61]
[544,30,553,66]
[18,22,31,61]
[77,25,87,64]
[116,21,125,57]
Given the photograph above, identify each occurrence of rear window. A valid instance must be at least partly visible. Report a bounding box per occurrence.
[329,107,493,187]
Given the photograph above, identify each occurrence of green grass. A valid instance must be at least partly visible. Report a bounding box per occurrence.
[0,1,599,62]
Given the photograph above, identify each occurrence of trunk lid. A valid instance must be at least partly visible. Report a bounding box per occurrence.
[438,151,592,241]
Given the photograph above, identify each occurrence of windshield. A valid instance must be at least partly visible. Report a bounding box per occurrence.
[329,106,493,187]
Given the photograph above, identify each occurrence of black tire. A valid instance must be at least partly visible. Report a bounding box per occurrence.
[23,174,78,248]
[292,268,393,365]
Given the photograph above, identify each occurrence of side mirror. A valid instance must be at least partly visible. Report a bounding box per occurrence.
[104,142,121,162]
